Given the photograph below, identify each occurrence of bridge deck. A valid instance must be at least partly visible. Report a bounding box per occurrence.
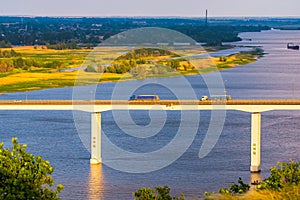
[1,99,300,105]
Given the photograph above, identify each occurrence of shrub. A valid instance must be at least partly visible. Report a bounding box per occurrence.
[133,185,184,200]
[204,178,250,199]
[217,177,250,195]
[258,160,300,191]
[0,138,64,199]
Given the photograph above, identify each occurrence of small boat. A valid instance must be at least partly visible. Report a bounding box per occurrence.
[287,43,299,50]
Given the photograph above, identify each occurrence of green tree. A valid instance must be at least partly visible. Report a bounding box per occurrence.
[134,187,157,200]
[0,138,64,200]
[14,57,25,69]
[45,60,63,69]
[129,59,137,68]
[204,177,250,199]
[105,66,116,73]
[133,186,184,200]
[258,160,300,191]
[0,40,12,48]
[0,61,14,73]
[85,65,97,72]
[96,64,105,73]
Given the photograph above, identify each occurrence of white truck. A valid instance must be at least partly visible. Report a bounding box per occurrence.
[201,96,209,101]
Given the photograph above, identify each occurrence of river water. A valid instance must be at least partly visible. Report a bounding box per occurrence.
[1,30,300,199]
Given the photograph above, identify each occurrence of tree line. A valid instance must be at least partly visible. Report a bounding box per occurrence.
[84,48,193,75]
[45,42,80,50]
[0,17,271,47]
[0,57,64,73]
[0,49,20,58]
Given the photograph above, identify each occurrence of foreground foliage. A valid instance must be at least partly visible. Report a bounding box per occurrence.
[204,178,250,200]
[219,178,250,195]
[133,186,185,200]
[258,160,300,191]
[0,138,64,200]
[133,160,300,200]
[205,160,300,200]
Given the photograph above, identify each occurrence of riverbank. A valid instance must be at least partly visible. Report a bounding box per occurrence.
[0,46,263,93]
[205,160,300,200]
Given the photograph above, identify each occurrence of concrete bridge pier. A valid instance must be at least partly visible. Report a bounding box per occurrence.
[250,112,261,173]
[90,112,102,164]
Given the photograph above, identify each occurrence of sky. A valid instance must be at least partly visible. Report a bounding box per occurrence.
[0,0,299,17]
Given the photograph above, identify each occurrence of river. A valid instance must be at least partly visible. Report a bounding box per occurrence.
[0,30,300,199]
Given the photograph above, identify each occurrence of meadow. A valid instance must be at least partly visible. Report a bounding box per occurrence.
[0,46,262,93]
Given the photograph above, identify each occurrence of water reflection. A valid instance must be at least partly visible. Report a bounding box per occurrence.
[88,164,105,200]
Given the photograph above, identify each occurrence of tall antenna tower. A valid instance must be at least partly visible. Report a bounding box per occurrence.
[205,9,208,27]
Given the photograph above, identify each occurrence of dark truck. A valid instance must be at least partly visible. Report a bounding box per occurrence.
[287,43,300,50]
[129,95,160,101]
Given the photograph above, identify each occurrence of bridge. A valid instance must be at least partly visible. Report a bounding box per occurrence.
[1,99,300,173]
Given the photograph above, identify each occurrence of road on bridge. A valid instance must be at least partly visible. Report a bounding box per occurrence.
[1,99,300,105]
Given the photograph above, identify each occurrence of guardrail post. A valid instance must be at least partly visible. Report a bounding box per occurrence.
[90,112,102,164]
[251,112,261,173]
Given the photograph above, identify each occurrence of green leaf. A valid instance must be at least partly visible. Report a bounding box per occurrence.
[0,138,64,199]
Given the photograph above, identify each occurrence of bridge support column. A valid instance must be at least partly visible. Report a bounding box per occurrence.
[90,112,102,164]
[251,112,261,173]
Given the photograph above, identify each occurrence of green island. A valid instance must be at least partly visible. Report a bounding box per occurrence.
[0,45,263,93]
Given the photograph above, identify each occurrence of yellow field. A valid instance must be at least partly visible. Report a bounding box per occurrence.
[0,46,260,93]
[1,72,75,85]
[209,185,300,200]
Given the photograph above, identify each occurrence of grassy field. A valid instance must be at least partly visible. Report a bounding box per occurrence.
[0,46,261,93]
[9,46,92,69]
[206,185,300,200]
[244,186,300,200]
[0,71,123,93]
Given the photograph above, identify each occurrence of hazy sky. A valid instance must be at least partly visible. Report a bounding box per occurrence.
[0,0,299,17]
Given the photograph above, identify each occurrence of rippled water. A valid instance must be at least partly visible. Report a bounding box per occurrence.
[1,30,300,199]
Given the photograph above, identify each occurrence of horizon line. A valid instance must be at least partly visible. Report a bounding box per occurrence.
[0,15,300,19]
